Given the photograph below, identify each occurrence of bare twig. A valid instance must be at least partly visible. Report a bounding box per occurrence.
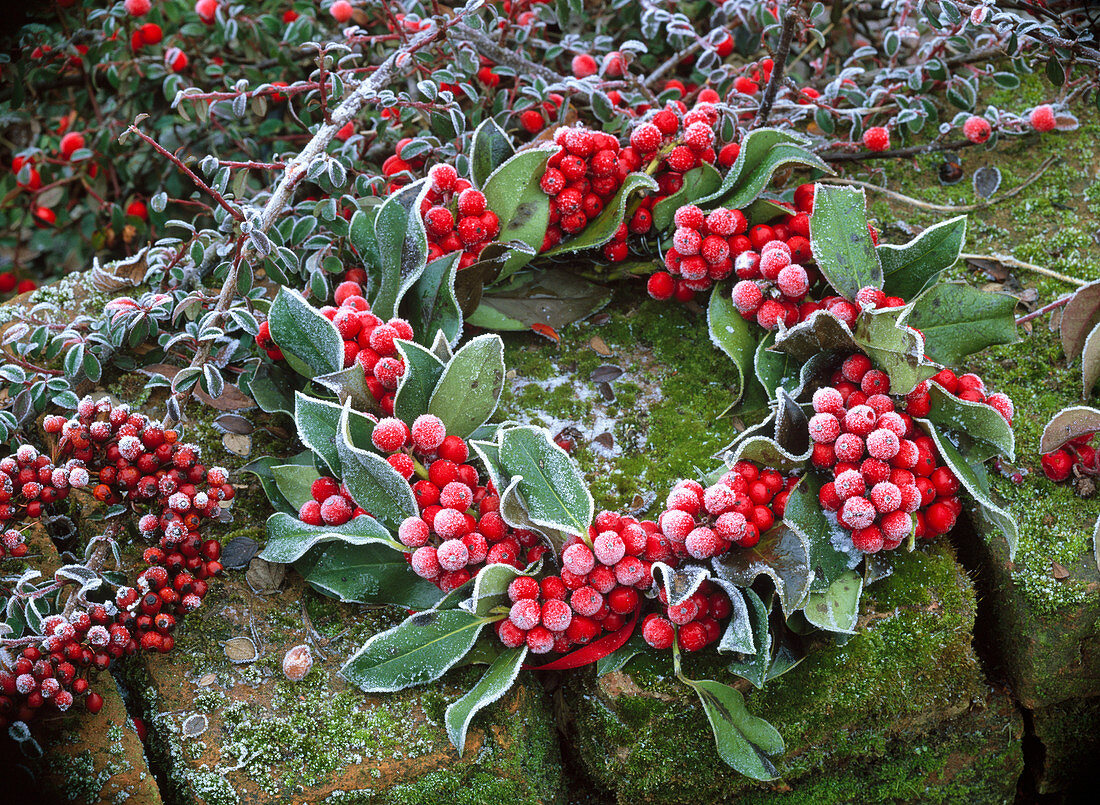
[961,252,1088,287]
[753,3,801,129]
[1016,294,1073,326]
[819,138,975,162]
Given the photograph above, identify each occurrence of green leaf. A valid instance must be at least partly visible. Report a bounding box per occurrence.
[466,562,531,616]
[260,512,402,563]
[427,334,506,438]
[482,147,555,279]
[771,309,858,363]
[723,588,771,687]
[652,164,722,231]
[917,418,1018,559]
[711,525,812,617]
[294,541,442,609]
[683,678,784,780]
[240,366,294,416]
[499,425,595,539]
[349,207,382,289]
[853,306,938,396]
[272,463,321,511]
[294,392,376,475]
[783,471,858,593]
[904,282,1018,365]
[708,282,759,408]
[542,172,659,257]
[802,569,862,634]
[465,269,612,331]
[595,634,648,676]
[372,179,431,320]
[405,252,463,348]
[926,383,1015,461]
[470,118,516,190]
[268,287,343,379]
[699,128,832,210]
[336,404,418,531]
[445,645,527,757]
[879,215,967,298]
[722,391,812,473]
[393,339,446,426]
[340,609,493,692]
[314,363,375,410]
[810,185,883,300]
[240,456,297,515]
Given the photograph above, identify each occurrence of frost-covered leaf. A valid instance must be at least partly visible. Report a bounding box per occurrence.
[543,172,658,257]
[498,425,594,539]
[1060,280,1100,362]
[240,456,297,515]
[771,310,858,363]
[260,512,401,563]
[340,609,493,693]
[393,339,446,426]
[698,128,831,209]
[295,542,442,609]
[918,418,1017,558]
[708,282,760,407]
[1040,406,1100,453]
[1082,320,1100,397]
[372,179,431,320]
[972,166,1001,199]
[783,471,858,593]
[723,390,812,472]
[879,215,966,299]
[482,147,555,279]
[268,287,343,379]
[905,282,1017,365]
[595,634,648,676]
[336,404,418,530]
[314,363,376,410]
[465,562,532,616]
[294,392,376,475]
[853,306,938,396]
[652,561,710,607]
[926,383,1014,461]
[802,569,862,634]
[428,333,505,438]
[446,645,527,757]
[405,252,463,348]
[470,118,516,190]
[711,525,812,616]
[810,185,883,300]
[723,588,770,688]
[271,463,321,510]
[652,163,722,231]
[682,678,784,781]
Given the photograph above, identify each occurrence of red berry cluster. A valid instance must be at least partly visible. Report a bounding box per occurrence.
[496,510,656,654]
[808,356,961,552]
[642,581,733,653]
[298,476,362,527]
[380,137,428,192]
[539,126,630,253]
[629,100,733,186]
[654,462,794,560]
[904,368,1015,424]
[421,164,499,270]
[1,397,232,727]
[1041,434,1095,483]
[258,280,413,416]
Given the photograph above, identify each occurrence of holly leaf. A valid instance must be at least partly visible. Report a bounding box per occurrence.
[294,391,376,475]
[595,634,649,676]
[465,269,612,331]
[464,562,533,616]
[723,389,812,472]
[904,282,1017,365]
[918,418,1017,559]
[393,339,446,426]
[427,333,506,438]
[698,128,831,209]
[445,645,527,757]
[498,425,594,539]
[1040,405,1100,453]
[783,471,859,593]
[336,404,418,531]
[879,215,966,299]
[652,163,722,231]
[499,476,574,556]
[1082,320,1100,397]
[470,118,516,190]
[723,588,771,688]
[371,179,431,320]
[542,172,658,257]
[771,309,858,364]
[853,305,938,396]
[272,462,321,511]
[711,525,812,616]
[340,609,494,692]
[241,455,298,515]
[802,569,862,634]
[260,512,402,563]
[482,147,556,280]
[926,383,1014,461]
[294,541,442,609]
[651,561,710,607]
[314,363,376,410]
[268,287,343,379]
[682,677,784,781]
[810,185,882,300]
[708,282,760,407]
[405,252,463,349]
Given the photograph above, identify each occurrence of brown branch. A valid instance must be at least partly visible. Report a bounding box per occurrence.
[1016,294,1072,325]
[819,137,975,162]
[126,125,245,222]
[753,3,801,129]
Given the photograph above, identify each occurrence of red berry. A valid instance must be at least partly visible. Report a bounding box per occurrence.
[963,116,992,144]
[1030,104,1056,132]
[863,126,890,152]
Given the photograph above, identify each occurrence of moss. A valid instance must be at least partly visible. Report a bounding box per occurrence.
[1030,696,1100,795]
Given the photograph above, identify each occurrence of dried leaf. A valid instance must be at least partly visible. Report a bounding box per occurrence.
[972,166,1002,199]
[590,335,612,356]
[182,714,209,737]
[531,323,561,342]
[597,381,615,402]
[593,432,614,450]
[1051,561,1070,580]
[220,535,259,570]
[213,414,254,435]
[1060,281,1100,362]
[245,557,285,593]
[1039,406,1100,453]
[222,433,252,457]
[223,637,259,664]
[591,364,623,384]
[198,673,217,687]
